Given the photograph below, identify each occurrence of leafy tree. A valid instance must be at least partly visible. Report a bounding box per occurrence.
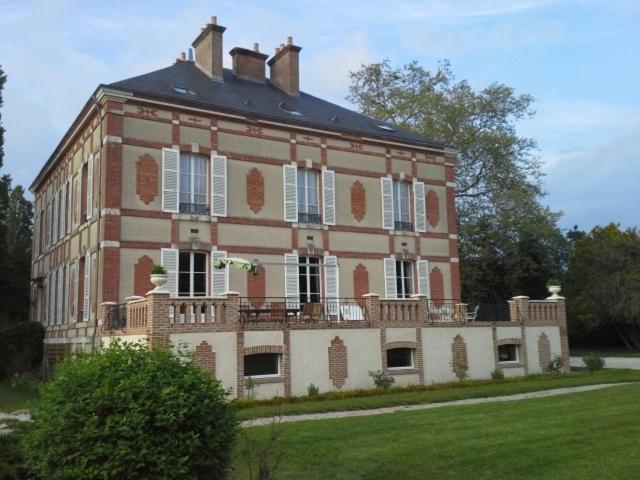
[0,66,33,326]
[348,59,566,301]
[23,341,238,480]
[564,224,640,350]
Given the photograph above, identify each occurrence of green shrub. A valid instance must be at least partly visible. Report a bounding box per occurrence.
[490,368,505,380]
[583,352,606,372]
[151,264,167,275]
[369,370,395,389]
[23,341,237,480]
[0,321,45,380]
[0,420,32,480]
[547,354,564,375]
[307,383,320,396]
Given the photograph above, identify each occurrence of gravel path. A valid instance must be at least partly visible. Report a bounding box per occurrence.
[241,382,634,428]
[570,356,640,370]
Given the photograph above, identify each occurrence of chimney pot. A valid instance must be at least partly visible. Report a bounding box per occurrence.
[179,51,186,61]
[268,40,302,96]
[253,42,259,52]
[287,36,293,45]
[275,47,280,54]
[211,15,217,25]
[280,43,285,49]
[230,46,269,83]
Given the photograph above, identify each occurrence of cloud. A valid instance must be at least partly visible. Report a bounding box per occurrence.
[542,125,640,229]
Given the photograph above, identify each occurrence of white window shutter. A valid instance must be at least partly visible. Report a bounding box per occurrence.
[283,165,298,222]
[284,253,299,308]
[160,248,179,296]
[64,264,69,324]
[211,154,228,217]
[414,181,426,232]
[162,148,180,213]
[381,177,394,230]
[83,252,91,321]
[86,154,94,219]
[73,259,79,322]
[52,191,58,242]
[322,169,336,225]
[76,168,82,225]
[57,267,63,325]
[324,255,339,315]
[211,249,229,296]
[417,260,430,297]
[66,180,71,234]
[384,257,397,299]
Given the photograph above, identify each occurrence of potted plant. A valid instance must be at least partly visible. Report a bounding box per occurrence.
[150,264,168,291]
[546,277,562,298]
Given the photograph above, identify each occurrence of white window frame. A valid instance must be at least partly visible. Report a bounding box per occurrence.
[387,348,415,370]
[180,153,209,214]
[299,256,321,303]
[393,180,411,224]
[243,353,282,379]
[297,169,320,219]
[498,344,520,364]
[395,260,414,299]
[178,251,208,297]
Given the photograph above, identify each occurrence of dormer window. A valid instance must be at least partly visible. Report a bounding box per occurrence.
[172,85,198,97]
[278,101,304,117]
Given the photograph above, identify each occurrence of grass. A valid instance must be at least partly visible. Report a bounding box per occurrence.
[232,383,640,479]
[570,348,640,358]
[0,382,39,413]
[234,369,640,421]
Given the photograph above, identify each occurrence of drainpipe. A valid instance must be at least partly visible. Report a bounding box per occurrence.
[90,92,104,352]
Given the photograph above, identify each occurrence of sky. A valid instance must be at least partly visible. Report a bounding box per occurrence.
[0,0,638,231]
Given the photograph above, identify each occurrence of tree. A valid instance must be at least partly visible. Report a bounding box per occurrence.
[348,60,566,301]
[564,224,640,350]
[0,65,33,326]
[23,342,238,479]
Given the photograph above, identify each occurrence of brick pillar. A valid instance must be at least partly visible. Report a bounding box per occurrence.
[283,328,291,397]
[99,301,116,328]
[145,290,171,349]
[512,296,530,323]
[411,294,429,323]
[363,293,380,326]
[224,291,240,325]
[555,297,570,373]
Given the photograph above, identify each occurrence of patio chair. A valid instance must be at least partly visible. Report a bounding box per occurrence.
[269,301,287,322]
[301,302,322,322]
[466,305,480,323]
[340,304,364,321]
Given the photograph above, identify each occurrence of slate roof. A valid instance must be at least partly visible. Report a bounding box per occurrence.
[106,60,445,149]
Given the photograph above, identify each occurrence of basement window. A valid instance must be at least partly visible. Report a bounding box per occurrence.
[498,344,519,363]
[244,353,281,377]
[387,348,414,369]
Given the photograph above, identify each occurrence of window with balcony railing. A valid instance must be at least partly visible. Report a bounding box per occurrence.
[297,169,320,223]
[393,181,412,231]
[180,154,208,215]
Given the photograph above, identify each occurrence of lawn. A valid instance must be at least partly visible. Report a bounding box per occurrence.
[571,348,640,358]
[232,383,640,479]
[0,382,39,413]
[234,369,640,421]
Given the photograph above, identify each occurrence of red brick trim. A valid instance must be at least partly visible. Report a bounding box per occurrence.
[385,340,418,350]
[120,241,172,250]
[353,263,369,302]
[430,267,445,305]
[426,189,440,229]
[243,344,283,355]
[135,154,159,204]
[236,331,244,399]
[247,266,265,308]
[193,341,216,375]
[451,334,468,378]
[415,327,425,383]
[495,337,522,346]
[283,328,291,397]
[121,209,172,219]
[538,333,551,370]
[133,255,154,296]
[350,181,366,222]
[246,168,265,214]
[328,336,348,389]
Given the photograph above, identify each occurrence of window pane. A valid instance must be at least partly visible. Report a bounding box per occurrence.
[498,344,518,362]
[179,252,190,271]
[193,252,206,272]
[193,273,206,296]
[244,353,279,376]
[178,272,190,296]
[387,348,414,368]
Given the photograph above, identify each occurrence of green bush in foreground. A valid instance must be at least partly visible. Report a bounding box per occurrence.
[0,321,45,380]
[582,352,606,372]
[23,341,237,480]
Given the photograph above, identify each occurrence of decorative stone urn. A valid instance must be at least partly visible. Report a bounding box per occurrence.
[547,284,562,299]
[150,274,168,291]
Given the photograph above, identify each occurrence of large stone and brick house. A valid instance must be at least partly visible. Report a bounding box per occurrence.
[30,17,569,397]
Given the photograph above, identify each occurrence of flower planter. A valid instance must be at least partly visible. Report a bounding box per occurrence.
[547,285,562,299]
[150,273,168,291]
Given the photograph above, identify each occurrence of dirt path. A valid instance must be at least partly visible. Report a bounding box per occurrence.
[241,382,634,428]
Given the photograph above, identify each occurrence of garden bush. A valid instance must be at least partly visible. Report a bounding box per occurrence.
[369,370,395,389]
[0,321,45,379]
[582,352,606,372]
[23,341,237,480]
[490,368,505,380]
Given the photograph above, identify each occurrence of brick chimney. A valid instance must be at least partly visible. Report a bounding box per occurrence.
[192,16,226,81]
[268,36,302,96]
[229,43,269,83]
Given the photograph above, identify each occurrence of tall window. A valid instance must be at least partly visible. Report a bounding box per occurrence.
[297,169,320,223]
[299,256,321,303]
[393,181,412,230]
[180,154,208,214]
[178,251,207,297]
[395,260,413,298]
